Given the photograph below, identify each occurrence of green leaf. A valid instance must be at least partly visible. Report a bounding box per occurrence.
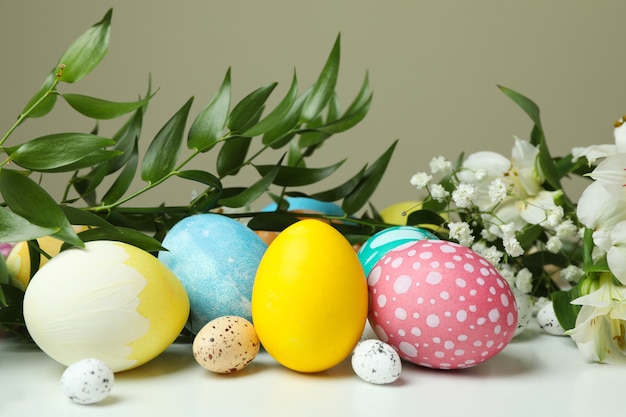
[243,71,299,137]
[406,209,447,228]
[0,169,82,247]
[219,157,283,207]
[301,34,341,122]
[0,284,25,324]
[246,212,300,232]
[216,136,252,177]
[316,92,372,134]
[21,71,58,118]
[58,9,112,83]
[188,68,231,152]
[6,133,115,171]
[107,107,143,173]
[516,224,544,250]
[0,255,8,286]
[0,207,58,242]
[175,170,222,190]
[262,92,308,148]
[71,162,108,204]
[61,92,154,120]
[552,287,581,331]
[342,140,398,215]
[101,139,139,205]
[59,205,117,231]
[141,97,193,183]
[64,227,166,253]
[310,165,367,201]
[498,85,542,129]
[44,149,122,173]
[227,83,278,133]
[254,159,345,187]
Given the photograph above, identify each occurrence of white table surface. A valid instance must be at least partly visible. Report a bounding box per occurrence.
[0,322,617,417]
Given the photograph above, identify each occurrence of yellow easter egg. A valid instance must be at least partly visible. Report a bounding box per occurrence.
[251,219,368,373]
[381,200,447,232]
[380,201,423,225]
[6,225,89,290]
[23,240,189,372]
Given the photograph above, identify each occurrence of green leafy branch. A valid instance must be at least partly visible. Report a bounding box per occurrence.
[0,9,397,330]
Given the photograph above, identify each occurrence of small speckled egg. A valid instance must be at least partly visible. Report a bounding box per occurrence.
[537,301,565,336]
[60,358,114,404]
[159,214,267,334]
[358,226,437,277]
[352,339,402,384]
[513,290,532,337]
[193,316,260,373]
[368,239,517,370]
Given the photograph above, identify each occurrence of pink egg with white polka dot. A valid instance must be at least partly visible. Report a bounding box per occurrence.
[367,239,517,370]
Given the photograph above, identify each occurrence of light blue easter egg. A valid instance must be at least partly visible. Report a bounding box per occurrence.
[358,226,437,277]
[158,213,267,334]
[261,197,345,216]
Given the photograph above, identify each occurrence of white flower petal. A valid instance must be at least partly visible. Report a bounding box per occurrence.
[577,181,626,251]
[588,153,626,200]
[571,144,617,164]
[608,221,626,285]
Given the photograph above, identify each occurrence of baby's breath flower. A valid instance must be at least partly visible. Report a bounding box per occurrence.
[515,268,533,294]
[451,183,477,208]
[546,236,563,253]
[503,236,524,257]
[474,169,488,181]
[488,178,508,204]
[556,219,578,239]
[545,206,564,229]
[429,183,449,201]
[448,221,474,246]
[410,172,432,190]
[498,265,516,288]
[480,227,498,241]
[429,156,453,175]
[560,264,584,283]
[471,241,503,266]
[499,222,517,240]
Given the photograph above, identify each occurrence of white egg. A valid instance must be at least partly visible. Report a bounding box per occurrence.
[60,358,114,404]
[513,290,532,337]
[351,339,402,384]
[536,301,565,336]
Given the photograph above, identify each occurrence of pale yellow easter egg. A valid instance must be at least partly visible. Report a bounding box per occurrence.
[23,240,190,372]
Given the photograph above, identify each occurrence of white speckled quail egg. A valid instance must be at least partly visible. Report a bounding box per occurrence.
[192,316,260,373]
[351,339,402,384]
[513,290,533,337]
[537,301,565,336]
[60,358,114,404]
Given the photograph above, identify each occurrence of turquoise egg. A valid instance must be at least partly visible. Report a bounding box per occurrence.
[358,226,437,277]
[261,197,345,216]
[158,213,267,334]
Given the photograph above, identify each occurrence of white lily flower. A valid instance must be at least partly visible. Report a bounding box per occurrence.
[515,190,561,226]
[571,116,626,164]
[567,275,626,364]
[577,181,626,251]
[607,221,626,285]
[509,137,543,196]
[587,153,626,201]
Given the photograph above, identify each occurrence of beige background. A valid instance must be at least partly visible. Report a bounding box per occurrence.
[1,1,624,213]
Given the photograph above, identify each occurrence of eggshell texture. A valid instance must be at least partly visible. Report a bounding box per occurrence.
[60,358,114,404]
[352,339,402,384]
[192,316,260,373]
[23,241,189,372]
[6,225,89,290]
[251,219,368,373]
[537,301,565,336]
[368,239,517,369]
[358,226,437,277]
[158,213,267,334]
[379,201,424,225]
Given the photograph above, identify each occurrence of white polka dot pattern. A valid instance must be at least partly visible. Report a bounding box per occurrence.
[367,240,517,370]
